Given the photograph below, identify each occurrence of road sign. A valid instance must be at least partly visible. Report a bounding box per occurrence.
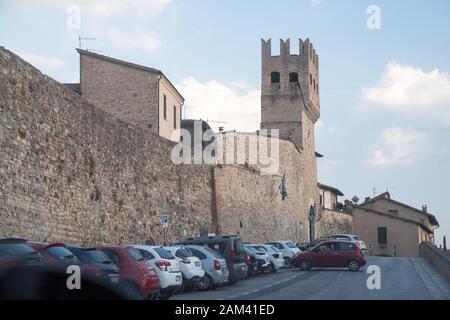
[352,196,360,204]
[162,215,169,228]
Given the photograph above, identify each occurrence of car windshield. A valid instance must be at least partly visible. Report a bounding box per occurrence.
[286,242,296,248]
[269,246,281,252]
[155,248,175,259]
[251,245,268,252]
[46,246,80,263]
[353,236,361,240]
[127,248,144,261]
[85,249,111,264]
[203,246,224,259]
[0,244,39,259]
[175,248,193,259]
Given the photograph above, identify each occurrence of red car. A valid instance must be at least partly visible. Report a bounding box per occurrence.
[292,240,366,272]
[97,246,160,300]
[27,241,80,267]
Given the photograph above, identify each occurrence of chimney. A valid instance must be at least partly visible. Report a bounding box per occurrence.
[422,205,427,214]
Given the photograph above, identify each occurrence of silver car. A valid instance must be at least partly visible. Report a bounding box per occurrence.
[185,245,229,291]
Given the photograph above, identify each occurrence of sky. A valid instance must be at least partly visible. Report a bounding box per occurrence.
[1,0,449,243]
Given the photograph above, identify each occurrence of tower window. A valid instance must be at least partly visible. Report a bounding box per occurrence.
[309,74,312,86]
[173,105,177,129]
[313,79,316,91]
[163,94,167,120]
[271,72,280,83]
[289,72,298,83]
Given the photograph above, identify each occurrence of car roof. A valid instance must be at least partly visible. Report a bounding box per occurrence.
[0,237,27,244]
[66,244,97,250]
[27,241,67,250]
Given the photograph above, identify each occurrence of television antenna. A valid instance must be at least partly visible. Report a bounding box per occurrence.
[78,35,97,49]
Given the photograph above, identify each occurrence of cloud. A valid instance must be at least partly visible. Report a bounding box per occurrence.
[106,28,160,52]
[316,119,336,135]
[312,0,323,6]
[368,127,429,167]
[177,78,261,133]
[23,0,172,20]
[359,62,450,127]
[15,51,65,70]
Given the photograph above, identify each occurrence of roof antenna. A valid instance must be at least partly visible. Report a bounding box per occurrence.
[78,35,97,50]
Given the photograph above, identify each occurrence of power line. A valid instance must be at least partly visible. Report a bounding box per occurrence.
[321,84,450,91]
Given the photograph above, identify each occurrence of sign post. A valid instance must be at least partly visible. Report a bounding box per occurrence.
[162,215,169,245]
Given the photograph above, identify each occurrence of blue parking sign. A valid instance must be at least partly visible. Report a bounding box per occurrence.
[162,215,169,228]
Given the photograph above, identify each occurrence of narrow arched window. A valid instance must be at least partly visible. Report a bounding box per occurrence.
[271,72,280,83]
[310,74,312,86]
[289,72,298,83]
[313,79,316,91]
[173,105,177,129]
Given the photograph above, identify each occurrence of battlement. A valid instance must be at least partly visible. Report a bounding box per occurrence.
[261,38,319,70]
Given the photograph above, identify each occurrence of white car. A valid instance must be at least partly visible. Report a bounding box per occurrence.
[134,245,182,300]
[247,244,285,273]
[265,240,301,267]
[330,234,367,254]
[163,246,205,293]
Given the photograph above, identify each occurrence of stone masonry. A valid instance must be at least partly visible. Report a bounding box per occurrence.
[0,40,352,245]
[0,47,213,245]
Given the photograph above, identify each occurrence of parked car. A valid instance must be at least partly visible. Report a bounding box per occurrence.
[134,245,182,300]
[0,238,45,269]
[246,244,284,273]
[265,240,301,268]
[175,235,247,285]
[185,245,229,291]
[28,241,80,268]
[292,240,366,272]
[98,245,160,300]
[243,245,270,274]
[329,234,367,254]
[243,246,259,277]
[66,245,120,286]
[163,246,205,293]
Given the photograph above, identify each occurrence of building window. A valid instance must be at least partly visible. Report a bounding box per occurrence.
[271,72,280,83]
[313,79,316,91]
[289,72,298,83]
[173,106,177,129]
[310,74,312,86]
[163,94,167,120]
[378,227,387,245]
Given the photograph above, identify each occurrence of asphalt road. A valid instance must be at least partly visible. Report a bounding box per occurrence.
[173,257,450,300]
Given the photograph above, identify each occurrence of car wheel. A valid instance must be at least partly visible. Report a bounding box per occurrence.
[348,260,360,272]
[266,262,276,274]
[299,260,311,271]
[121,283,143,300]
[197,274,214,291]
[284,257,292,268]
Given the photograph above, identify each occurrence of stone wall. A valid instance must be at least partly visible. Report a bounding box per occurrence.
[79,49,161,133]
[0,46,352,246]
[213,133,319,243]
[316,210,353,239]
[0,47,213,245]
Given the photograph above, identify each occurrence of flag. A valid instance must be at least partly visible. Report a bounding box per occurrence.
[317,207,324,222]
[280,172,288,201]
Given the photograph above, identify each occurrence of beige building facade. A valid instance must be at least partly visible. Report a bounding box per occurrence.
[352,192,439,257]
[76,49,184,142]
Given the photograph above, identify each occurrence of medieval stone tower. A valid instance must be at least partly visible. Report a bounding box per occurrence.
[261,38,320,151]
